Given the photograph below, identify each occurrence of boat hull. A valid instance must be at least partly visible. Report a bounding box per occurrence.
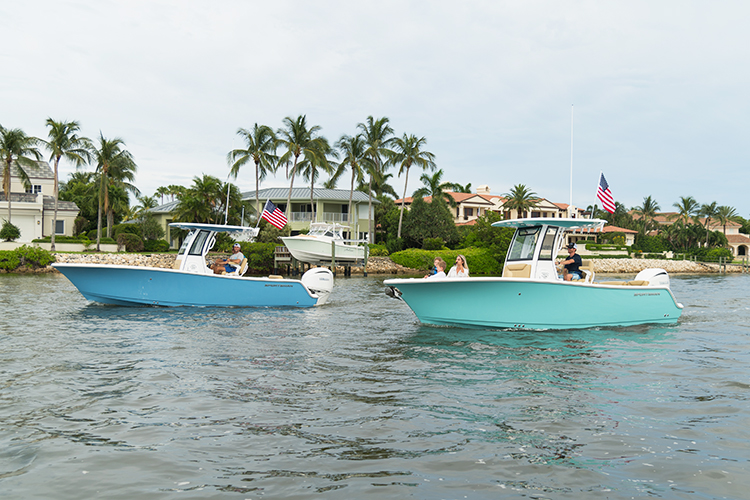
[54,264,320,307]
[384,277,683,329]
[281,236,365,263]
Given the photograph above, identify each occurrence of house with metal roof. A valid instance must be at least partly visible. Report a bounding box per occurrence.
[0,161,79,244]
[241,187,379,238]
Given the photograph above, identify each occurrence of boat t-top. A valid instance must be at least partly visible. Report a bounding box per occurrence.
[281,222,367,264]
[54,222,334,307]
[384,218,683,329]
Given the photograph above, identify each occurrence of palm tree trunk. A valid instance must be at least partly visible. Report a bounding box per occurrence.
[285,156,298,221]
[397,166,410,239]
[255,160,260,223]
[51,156,60,251]
[368,176,373,244]
[310,176,315,224]
[348,169,355,233]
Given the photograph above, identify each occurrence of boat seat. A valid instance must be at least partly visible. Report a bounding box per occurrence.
[502,263,531,278]
[580,259,595,283]
[226,258,248,276]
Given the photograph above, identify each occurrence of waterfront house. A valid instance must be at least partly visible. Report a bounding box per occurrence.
[241,187,378,239]
[0,161,79,243]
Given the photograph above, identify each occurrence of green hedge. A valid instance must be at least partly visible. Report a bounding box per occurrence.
[0,245,55,271]
[389,247,503,275]
[368,244,389,256]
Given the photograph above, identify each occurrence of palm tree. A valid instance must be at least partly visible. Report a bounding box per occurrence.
[357,116,394,243]
[413,169,456,207]
[0,126,42,223]
[228,124,278,217]
[698,201,719,246]
[716,205,742,235]
[331,134,372,228]
[277,115,331,222]
[447,182,472,193]
[502,184,539,218]
[42,119,92,250]
[132,195,158,218]
[299,139,336,223]
[633,195,661,234]
[671,196,699,225]
[155,186,169,204]
[173,174,225,223]
[391,133,437,238]
[92,134,138,250]
[356,171,398,199]
[167,184,184,201]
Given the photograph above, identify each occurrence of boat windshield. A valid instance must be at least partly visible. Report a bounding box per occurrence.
[538,227,559,260]
[189,230,210,256]
[507,226,541,261]
[177,232,192,256]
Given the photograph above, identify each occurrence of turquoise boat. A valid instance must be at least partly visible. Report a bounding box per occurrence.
[54,223,334,307]
[384,218,683,329]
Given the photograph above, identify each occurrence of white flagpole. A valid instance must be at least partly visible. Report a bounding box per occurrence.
[569,104,574,214]
[255,198,270,228]
[224,178,231,225]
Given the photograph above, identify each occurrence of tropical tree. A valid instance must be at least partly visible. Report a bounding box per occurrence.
[357,170,398,199]
[331,134,372,228]
[632,195,661,234]
[277,115,331,222]
[42,119,92,250]
[59,171,97,234]
[227,124,278,217]
[357,116,394,243]
[155,186,169,204]
[602,201,635,229]
[446,181,472,193]
[173,174,225,223]
[671,196,699,225]
[299,138,336,223]
[716,205,742,235]
[132,195,158,217]
[391,133,437,238]
[698,201,719,246]
[412,169,457,207]
[92,134,138,249]
[502,184,538,218]
[0,126,42,223]
[585,203,608,219]
[167,184,184,201]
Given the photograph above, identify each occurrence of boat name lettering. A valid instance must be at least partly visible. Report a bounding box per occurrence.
[634,292,660,297]
[265,284,294,288]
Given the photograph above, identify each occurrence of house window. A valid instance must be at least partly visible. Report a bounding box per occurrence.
[464,208,474,219]
[25,185,42,194]
[55,220,65,235]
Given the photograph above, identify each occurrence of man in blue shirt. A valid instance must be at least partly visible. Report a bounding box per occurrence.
[560,243,582,281]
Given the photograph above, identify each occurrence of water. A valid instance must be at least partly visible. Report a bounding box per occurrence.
[1,273,749,499]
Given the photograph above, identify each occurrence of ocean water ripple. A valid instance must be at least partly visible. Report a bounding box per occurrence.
[1,272,749,498]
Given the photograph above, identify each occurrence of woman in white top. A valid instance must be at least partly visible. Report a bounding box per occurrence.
[447,254,469,277]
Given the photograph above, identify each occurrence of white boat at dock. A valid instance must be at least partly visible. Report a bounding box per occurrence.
[281,222,367,264]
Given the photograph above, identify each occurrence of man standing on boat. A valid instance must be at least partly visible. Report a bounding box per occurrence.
[559,243,583,281]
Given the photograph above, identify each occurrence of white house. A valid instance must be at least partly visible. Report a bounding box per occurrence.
[0,161,79,242]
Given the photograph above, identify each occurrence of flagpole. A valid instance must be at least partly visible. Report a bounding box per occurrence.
[569,104,574,213]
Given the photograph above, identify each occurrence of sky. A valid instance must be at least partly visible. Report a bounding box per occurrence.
[2,0,750,215]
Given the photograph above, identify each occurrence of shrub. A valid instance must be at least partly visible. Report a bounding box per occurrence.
[117,233,144,252]
[385,236,404,255]
[245,242,277,274]
[422,237,444,251]
[113,223,141,238]
[143,239,170,252]
[368,244,389,256]
[0,246,54,271]
[389,247,503,275]
[1,220,21,242]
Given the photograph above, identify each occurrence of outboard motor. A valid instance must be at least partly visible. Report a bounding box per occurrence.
[301,267,334,305]
[634,268,671,287]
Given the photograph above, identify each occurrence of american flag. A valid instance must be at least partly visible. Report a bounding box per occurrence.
[261,200,288,229]
[596,172,616,213]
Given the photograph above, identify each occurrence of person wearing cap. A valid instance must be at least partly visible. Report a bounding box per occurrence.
[211,243,245,274]
[559,242,583,281]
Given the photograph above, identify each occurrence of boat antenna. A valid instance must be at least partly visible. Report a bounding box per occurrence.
[569,104,573,213]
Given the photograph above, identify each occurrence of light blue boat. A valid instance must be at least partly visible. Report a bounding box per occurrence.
[53,223,334,307]
[384,218,683,330]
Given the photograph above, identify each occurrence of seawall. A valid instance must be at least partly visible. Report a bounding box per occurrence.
[32,254,748,275]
